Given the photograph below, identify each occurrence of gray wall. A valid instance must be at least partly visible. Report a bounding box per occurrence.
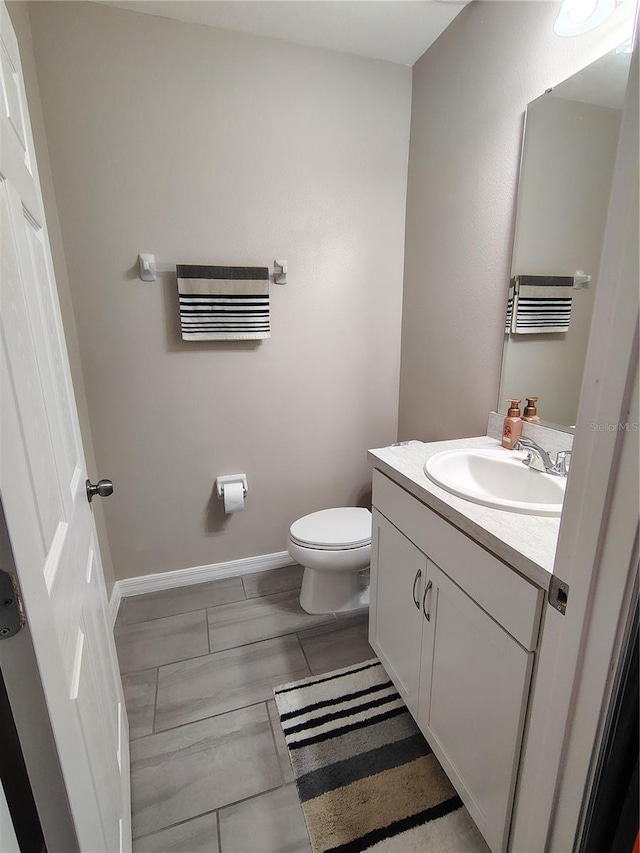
[26,2,411,581]
[398,0,633,441]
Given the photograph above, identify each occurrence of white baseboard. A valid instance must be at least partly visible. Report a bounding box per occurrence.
[108,550,295,626]
[108,584,122,628]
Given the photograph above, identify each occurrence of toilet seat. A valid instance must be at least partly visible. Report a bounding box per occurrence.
[289,508,371,551]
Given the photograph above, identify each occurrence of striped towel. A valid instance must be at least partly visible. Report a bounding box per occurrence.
[176,264,270,341]
[505,278,515,333]
[511,275,573,334]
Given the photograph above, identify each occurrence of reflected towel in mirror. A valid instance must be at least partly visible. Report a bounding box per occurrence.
[511,275,573,334]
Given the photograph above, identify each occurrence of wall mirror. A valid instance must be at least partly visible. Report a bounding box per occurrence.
[498,43,632,431]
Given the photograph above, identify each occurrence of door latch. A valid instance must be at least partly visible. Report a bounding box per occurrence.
[0,569,25,639]
[549,575,570,616]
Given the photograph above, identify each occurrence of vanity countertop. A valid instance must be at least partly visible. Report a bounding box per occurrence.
[368,436,560,590]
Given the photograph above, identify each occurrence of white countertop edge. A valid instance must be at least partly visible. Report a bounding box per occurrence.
[367,436,559,591]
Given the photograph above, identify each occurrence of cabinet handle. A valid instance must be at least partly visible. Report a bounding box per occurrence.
[412,569,422,609]
[422,580,433,621]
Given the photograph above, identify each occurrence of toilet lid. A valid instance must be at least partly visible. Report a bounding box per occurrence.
[290,508,372,550]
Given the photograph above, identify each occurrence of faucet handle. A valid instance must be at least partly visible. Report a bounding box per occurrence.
[553,450,572,476]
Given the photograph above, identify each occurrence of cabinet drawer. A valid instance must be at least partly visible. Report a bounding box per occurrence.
[372,469,543,651]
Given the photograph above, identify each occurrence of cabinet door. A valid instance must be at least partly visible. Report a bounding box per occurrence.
[417,562,533,853]
[369,510,426,714]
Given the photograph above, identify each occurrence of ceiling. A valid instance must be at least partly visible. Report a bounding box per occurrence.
[91,1,469,66]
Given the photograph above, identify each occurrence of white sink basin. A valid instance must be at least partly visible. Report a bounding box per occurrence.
[424,448,566,516]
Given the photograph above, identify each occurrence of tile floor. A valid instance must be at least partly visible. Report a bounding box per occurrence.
[115,564,374,852]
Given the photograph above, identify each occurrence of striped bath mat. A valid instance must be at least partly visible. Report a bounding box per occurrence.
[274,659,489,853]
[176,264,270,341]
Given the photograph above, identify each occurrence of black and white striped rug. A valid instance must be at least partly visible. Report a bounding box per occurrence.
[274,659,489,853]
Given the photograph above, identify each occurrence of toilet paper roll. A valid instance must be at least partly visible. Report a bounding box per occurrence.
[223,482,245,513]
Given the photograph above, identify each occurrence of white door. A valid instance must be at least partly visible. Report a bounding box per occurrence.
[0,4,130,852]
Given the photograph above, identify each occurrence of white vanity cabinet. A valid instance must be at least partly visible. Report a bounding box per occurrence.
[369,469,545,853]
[371,511,426,714]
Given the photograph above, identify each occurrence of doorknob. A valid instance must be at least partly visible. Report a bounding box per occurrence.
[86,479,114,503]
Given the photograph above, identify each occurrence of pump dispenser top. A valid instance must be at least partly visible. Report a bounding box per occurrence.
[502,399,523,449]
[522,397,540,424]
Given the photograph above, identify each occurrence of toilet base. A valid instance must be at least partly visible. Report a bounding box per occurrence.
[299,567,370,615]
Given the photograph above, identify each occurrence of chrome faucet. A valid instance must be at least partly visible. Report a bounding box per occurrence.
[514,437,572,477]
[554,450,572,477]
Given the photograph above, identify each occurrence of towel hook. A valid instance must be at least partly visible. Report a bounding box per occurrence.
[138,253,157,281]
[273,260,287,285]
[573,270,591,289]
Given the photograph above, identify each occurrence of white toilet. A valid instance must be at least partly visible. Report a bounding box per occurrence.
[287,507,372,614]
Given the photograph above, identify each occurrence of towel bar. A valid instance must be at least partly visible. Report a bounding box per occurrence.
[137,254,287,284]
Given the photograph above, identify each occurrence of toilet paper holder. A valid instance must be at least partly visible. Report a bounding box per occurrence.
[216,474,248,499]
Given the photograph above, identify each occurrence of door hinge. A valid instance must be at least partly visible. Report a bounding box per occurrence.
[0,569,25,639]
[549,575,570,616]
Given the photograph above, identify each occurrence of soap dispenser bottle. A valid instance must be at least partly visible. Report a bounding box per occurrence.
[522,396,541,424]
[502,399,523,449]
